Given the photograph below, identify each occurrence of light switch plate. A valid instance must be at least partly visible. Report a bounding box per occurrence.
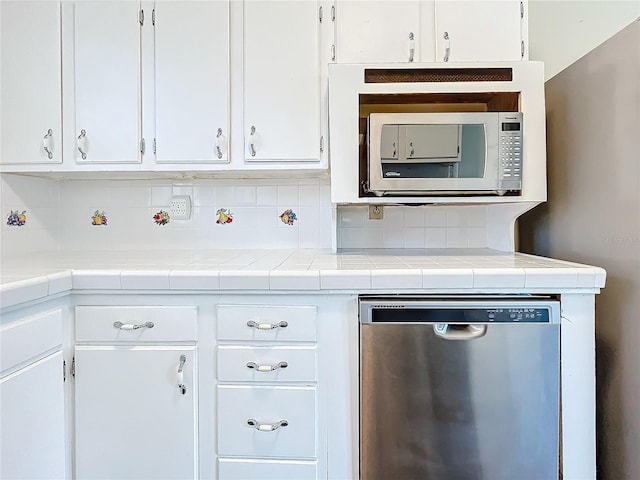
[170,195,192,220]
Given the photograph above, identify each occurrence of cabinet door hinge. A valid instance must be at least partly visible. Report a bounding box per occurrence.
[331,44,336,61]
[139,9,144,26]
[520,1,524,19]
[320,136,324,153]
[521,40,525,59]
[152,8,155,26]
[319,5,323,22]
[71,357,76,378]
[140,138,146,155]
[63,359,66,382]
[331,4,335,22]
[153,138,157,155]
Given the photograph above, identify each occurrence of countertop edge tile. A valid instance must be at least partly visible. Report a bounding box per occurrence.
[219,271,270,290]
[47,271,73,296]
[0,277,49,309]
[370,269,423,290]
[269,271,321,291]
[71,270,122,290]
[170,271,220,290]
[422,269,474,289]
[120,271,171,290]
[473,268,526,288]
[320,270,372,290]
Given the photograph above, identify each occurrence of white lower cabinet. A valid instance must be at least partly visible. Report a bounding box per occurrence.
[0,307,66,480]
[74,305,198,479]
[216,303,319,480]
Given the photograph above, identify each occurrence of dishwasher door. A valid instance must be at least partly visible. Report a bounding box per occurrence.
[359,298,560,480]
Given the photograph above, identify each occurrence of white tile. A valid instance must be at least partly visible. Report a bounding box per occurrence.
[299,183,320,207]
[170,271,220,290]
[269,271,320,290]
[594,268,607,288]
[338,207,366,227]
[256,186,278,206]
[473,268,526,288]
[425,228,447,248]
[381,207,404,228]
[524,268,579,288]
[446,208,469,227]
[422,269,474,288]
[371,269,422,289]
[215,186,236,205]
[193,185,216,207]
[403,207,426,227]
[151,186,172,207]
[0,277,49,308]
[47,271,72,295]
[130,184,152,207]
[446,227,469,248]
[468,227,488,248]
[404,228,426,248]
[219,271,270,290]
[71,270,122,290]
[425,207,447,227]
[467,206,488,227]
[277,185,299,205]
[320,270,371,289]
[120,271,170,290]
[235,186,257,206]
[340,227,383,249]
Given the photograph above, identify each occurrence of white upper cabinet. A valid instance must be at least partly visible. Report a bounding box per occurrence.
[0,1,62,165]
[243,0,323,163]
[335,0,525,63]
[73,1,142,164]
[153,1,229,164]
[335,0,422,63]
[434,0,524,62]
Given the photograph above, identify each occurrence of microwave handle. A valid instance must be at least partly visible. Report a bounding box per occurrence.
[443,31,450,62]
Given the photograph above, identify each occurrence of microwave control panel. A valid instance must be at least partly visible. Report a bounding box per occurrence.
[498,112,523,191]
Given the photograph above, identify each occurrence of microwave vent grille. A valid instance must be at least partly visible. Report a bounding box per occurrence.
[364,68,513,84]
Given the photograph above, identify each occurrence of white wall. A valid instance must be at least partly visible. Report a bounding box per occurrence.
[529,0,640,80]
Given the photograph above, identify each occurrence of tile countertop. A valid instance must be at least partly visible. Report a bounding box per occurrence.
[0,249,606,309]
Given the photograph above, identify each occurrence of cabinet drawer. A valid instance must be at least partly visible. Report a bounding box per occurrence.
[217,385,316,459]
[217,305,316,342]
[75,306,197,342]
[217,346,317,383]
[218,458,317,480]
[0,308,62,374]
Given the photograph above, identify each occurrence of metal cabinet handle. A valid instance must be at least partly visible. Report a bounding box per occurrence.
[246,361,288,372]
[392,142,396,158]
[43,129,54,159]
[77,129,88,160]
[113,321,154,330]
[409,142,415,157]
[247,418,289,432]
[443,31,450,62]
[248,125,257,157]
[177,354,187,395]
[433,323,487,340]
[215,128,226,159]
[246,320,288,330]
[408,32,415,62]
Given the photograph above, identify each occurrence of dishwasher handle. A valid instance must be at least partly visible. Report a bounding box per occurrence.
[433,323,487,340]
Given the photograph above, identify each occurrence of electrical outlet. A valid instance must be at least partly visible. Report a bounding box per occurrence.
[170,195,192,220]
[369,205,383,220]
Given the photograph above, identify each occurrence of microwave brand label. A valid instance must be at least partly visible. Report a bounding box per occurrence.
[385,171,402,177]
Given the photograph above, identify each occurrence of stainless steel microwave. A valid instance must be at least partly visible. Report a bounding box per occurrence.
[366,112,523,196]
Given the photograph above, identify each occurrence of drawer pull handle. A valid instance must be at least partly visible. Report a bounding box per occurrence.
[247,418,289,432]
[113,321,155,330]
[246,320,288,330]
[177,354,187,395]
[246,361,288,372]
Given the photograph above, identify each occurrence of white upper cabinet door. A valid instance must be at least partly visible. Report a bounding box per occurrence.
[73,1,142,163]
[335,1,421,63]
[434,0,524,62]
[154,1,229,163]
[75,346,197,479]
[243,0,321,162]
[0,1,62,165]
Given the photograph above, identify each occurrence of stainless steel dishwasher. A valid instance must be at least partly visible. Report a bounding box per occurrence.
[359,296,561,480]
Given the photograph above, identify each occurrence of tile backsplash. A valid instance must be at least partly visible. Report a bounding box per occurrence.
[1,173,490,258]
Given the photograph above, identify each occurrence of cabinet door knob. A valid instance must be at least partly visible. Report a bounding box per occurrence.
[246,320,288,330]
[247,419,289,431]
[443,31,450,62]
[113,321,154,330]
[246,361,288,372]
[215,128,226,159]
[408,32,415,63]
[43,129,54,159]
[248,125,257,157]
[177,354,187,395]
[77,129,88,160]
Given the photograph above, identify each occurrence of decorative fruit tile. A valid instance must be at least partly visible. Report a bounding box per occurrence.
[216,208,233,225]
[153,210,170,226]
[279,209,297,226]
[91,210,108,226]
[6,210,27,227]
